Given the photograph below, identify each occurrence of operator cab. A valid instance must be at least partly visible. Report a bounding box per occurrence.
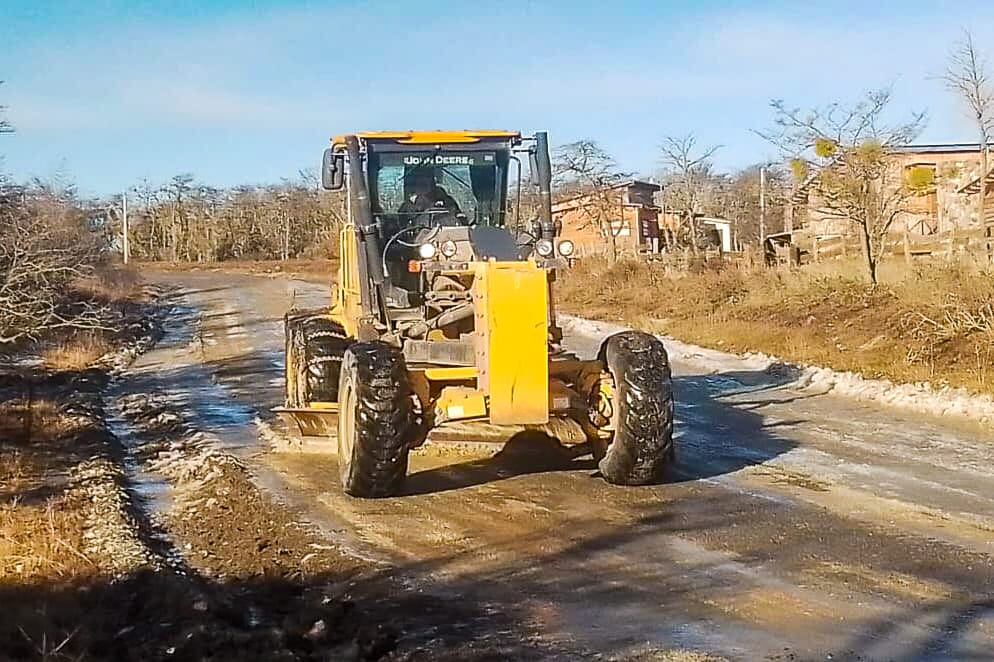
[321,131,565,341]
[363,136,522,312]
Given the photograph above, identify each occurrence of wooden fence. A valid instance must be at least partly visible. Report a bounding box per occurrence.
[806,227,994,264]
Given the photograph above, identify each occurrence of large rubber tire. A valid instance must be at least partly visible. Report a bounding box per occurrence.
[301,318,349,403]
[285,315,349,407]
[597,331,675,486]
[285,320,309,408]
[337,343,414,498]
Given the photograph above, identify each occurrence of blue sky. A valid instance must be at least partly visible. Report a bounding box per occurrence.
[1,0,993,196]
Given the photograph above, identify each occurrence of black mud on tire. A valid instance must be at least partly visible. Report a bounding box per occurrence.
[285,314,349,407]
[337,343,414,498]
[301,318,349,403]
[597,331,675,486]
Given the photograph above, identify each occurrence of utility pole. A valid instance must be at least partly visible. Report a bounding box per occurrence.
[759,166,767,246]
[122,190,130,265]
[983,143,992,263]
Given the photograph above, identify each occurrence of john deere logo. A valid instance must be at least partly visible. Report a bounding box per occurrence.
[403,155,475,166]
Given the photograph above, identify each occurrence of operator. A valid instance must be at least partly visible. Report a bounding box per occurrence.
[398,170,461,222]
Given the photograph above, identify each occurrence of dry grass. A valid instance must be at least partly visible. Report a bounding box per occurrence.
[558,256,994,395]
[140,257,338,282]
[0,398,94,582]
[0,499,91,581]
[72,264,145,304]
[41,334,112,371]
[629,652,728,662]
[0,397,85,449]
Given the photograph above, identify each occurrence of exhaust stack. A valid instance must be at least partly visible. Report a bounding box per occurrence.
[344,135,386,286]
[534,131,555,241]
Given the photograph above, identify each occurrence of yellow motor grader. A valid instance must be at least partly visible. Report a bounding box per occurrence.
[279,130,674,497]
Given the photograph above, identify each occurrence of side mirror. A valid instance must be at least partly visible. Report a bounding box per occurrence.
[321,148,345,191]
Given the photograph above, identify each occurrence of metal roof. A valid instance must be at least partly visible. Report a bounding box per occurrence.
[890,143,992,154]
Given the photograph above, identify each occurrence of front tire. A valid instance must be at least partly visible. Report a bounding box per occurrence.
[597,331,675,486]
[337,343,414,498]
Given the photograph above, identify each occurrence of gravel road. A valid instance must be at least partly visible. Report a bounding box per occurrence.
[143,269,994,661]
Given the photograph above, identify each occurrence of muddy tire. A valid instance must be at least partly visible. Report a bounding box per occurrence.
[285,314,349,407]
[337,343,414,498]
[597,331,675,486]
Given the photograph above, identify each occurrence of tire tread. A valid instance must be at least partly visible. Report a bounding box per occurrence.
[339,343,413,497]
[597,331,675,486]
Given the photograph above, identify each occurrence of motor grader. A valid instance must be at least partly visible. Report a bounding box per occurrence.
[279,130,674,498]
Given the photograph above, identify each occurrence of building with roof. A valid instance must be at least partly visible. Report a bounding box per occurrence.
[552,180,663,255]
[797,143,992,239]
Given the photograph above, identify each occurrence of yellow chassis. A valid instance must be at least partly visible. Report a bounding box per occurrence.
[278,232,611,447]
[278,357,606,446]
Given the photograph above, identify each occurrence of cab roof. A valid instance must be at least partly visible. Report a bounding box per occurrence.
[331,130,520,148]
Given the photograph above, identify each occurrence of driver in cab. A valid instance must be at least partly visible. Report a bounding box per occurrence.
[398,171,461,222]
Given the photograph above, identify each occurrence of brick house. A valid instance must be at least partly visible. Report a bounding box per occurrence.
[552,180,662,255]
[799,143,993,239]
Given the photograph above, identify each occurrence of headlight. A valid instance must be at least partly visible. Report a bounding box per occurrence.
[418,242,437,259]
[440,239,458,258]
[558,239,575,257]
[536,239,554,257]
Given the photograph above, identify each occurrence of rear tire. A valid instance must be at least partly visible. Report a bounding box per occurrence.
[337,343,414,498]
[301,318,349,402]
[597,331,675,486]
[285,314,349,407]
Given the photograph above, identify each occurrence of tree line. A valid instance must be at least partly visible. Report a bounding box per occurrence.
[120,173,347,263]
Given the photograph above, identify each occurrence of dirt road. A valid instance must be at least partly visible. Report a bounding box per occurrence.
[142,270,994,660]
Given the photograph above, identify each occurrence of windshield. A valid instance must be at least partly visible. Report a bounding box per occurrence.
[369,151,506,226]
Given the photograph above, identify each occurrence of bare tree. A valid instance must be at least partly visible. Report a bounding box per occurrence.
[658,134,721,252]
[715,164,790,247]
[126,174,346,263]
[553,140,630,261]
[0,184,112,343]
[759,89,929,285]
[943,31,993,240]
[0,92,113,342]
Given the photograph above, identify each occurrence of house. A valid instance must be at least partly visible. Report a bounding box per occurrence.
[799,143,993,239]
[552,180,662,255]
[698,217,734,252]
[656,210,735,252]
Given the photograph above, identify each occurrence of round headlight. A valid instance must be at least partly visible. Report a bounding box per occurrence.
[440,239,458,258]
[418,242,437,259]
[536,239,554,257]
[558,239,575,257]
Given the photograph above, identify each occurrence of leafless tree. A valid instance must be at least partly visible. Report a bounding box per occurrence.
[658,134,721,252]
[552,140,631,261]
[714,164,790,247]
[0,184,112,344]
[1,94,113,342]
[759,89,929,284]
[126,174,347,263]
[943,31,993,231]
